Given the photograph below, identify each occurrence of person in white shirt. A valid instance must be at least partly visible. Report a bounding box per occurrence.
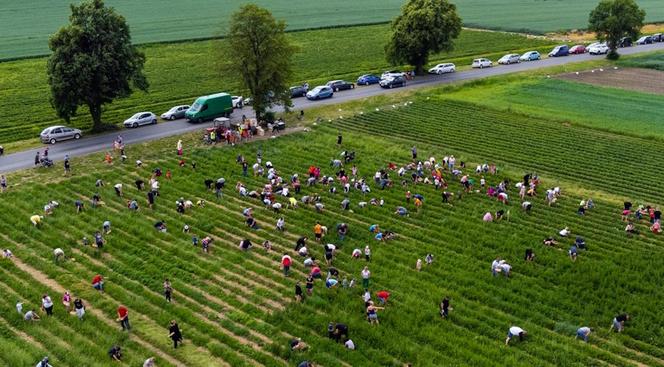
[559,227,570,237]
[3,249,13,258]
[491,257,502,276]
[505,326,526,345]
[114,183,123,197]
[362,290,371,304]
[53,248,65,262]
[344,339,355,350]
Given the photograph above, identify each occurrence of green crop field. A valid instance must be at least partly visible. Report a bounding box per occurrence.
[0,25,555,146]
[2,89,664,365]
[619,51,664,71]
[2,0,663,60]
[440,75,664,140]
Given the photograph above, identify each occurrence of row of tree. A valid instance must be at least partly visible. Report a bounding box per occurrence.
[47,0,646,131]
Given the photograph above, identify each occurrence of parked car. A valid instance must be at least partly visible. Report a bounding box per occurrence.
[40,126,82,144]
[381,70,406,79]
[306,86,334,100]
[471,58,492,69]
[379,75,406,88]
[588,43,609,55]
[428,63,456,74]
[160,105,190,120]
[548,45,569,57]
[356,74,381,85]
[520,51,541,61]
[290,84,309,98]
[185,93,233,123]
[618,37,632,47]
[569,45,586,54]
[326,80,355,92]
[231,96,244,109]
[651,33,662,42]
[636,36,653,45]
[124,112,157,128]
[497,54,520,65]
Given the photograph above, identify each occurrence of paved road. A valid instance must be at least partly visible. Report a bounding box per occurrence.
[1,42,663,174]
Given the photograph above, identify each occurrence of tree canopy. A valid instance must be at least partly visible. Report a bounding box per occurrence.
[385,0,462,74]
[47,0,148,131]
[588,0,645,59]
[226,4,296,122]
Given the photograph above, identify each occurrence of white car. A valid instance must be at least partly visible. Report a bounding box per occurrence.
[124,112,157,128]
[498,54,521,64]
[588,43,609,55]
[381,70,406,79]
[160,105,190,120]
[231,96,244,109]
[428,63,456,74]
[472,58,492,69]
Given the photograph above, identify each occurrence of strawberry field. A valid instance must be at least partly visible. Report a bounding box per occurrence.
[1,96,664,366]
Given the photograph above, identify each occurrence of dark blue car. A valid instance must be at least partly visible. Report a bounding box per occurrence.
[356,74,381,85]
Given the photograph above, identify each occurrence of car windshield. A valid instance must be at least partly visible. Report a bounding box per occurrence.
[168,107,178,113]
[41,128,51,135]
[311,87,324,93]
[189,102,201,113]
[130,113,141,119]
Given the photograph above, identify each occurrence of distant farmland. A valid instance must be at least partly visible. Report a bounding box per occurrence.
[2,0,663,60]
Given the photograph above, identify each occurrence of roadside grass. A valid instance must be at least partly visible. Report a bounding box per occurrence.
[2,94,664,365]
[0,25,556,145]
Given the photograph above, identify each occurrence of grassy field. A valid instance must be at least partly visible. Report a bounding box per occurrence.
[439,74,664,140]
[2,87,664,365]
[0,25,555,145]
[619,51,664,71]
[2,0,664,59]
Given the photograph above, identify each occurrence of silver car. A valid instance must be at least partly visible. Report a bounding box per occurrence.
[161,105,189,120]
[40,126,82,144]
[124,112,157,128]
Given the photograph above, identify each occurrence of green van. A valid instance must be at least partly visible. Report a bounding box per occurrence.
[185,93,233,123]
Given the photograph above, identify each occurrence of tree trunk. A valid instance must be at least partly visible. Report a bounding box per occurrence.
[414,62,425,76]
[88,102,103,132]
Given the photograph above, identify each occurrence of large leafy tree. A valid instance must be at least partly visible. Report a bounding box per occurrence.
[226,4,295,122]
[588,0,645,59]
[47,0,148,131]
[385,0,462,75]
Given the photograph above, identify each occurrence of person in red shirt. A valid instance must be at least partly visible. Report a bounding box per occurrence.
[376,290,390,305]
[117,305,130,331]
[92,274,104,292]
[310,266,321,279]
[281,254,292,277]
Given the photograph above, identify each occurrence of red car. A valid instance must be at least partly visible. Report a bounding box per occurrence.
[569,45,586,54]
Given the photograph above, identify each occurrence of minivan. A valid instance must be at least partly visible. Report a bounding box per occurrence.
[185,93,233,123]
[548,45,569,57]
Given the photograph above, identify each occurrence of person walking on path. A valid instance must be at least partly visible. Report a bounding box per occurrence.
[117,305,130,331]
[168,320,183,348]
